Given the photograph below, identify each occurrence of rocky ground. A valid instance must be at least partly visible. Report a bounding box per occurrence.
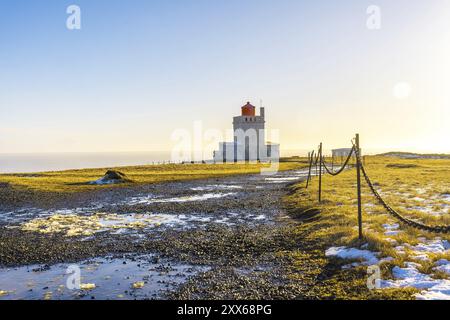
[0,167,400,300]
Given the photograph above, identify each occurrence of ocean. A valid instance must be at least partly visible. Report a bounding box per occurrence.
[0,148,405,174]
[0,151,174,173]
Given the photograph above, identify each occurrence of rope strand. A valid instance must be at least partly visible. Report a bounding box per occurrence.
[353,145,450,234]
[321,146,355,176]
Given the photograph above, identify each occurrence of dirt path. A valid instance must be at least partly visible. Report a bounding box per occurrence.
[0,168,317,300]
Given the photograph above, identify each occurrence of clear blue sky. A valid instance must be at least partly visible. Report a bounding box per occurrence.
[1,0,449,154]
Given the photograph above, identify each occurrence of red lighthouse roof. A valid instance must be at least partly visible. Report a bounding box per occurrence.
[241,101,256,116]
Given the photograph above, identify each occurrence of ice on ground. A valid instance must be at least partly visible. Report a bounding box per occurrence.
[385,231,400,236]
[20,213,184,237]
[408,205,446,216]
[213,217,231,225]
[0,254,209,300]
[395,239,450,262]
[156,192,237,203]
[434,259,450,275]
[187,216,212,223]
[251,214,266,220]
[380,262,450,300]
[411,253,431,261]
[262,170,310,184]
[190,185,243,191]
[126,193,236,205]
[264,177,302,183]
[19,210,273,237]
[383,223,401,236]
[416,288,450,300]
[413,240,450,254]
[293,171,310,175]
[410,206,433,214]
[325,246,379,265]
[89,177,119,185]
[385,238,398,244]
[0,203,111,225]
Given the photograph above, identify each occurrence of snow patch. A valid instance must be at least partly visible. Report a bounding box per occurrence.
[380,262,450,300]
[380,257,395,263]
[127,192,236,205]
[20,213,185,237]
[190,185,243,191]
[325,246,379,265]
[411,253,431,261]
[383,223,401,236]
[89,177,119,185]
[264,177,302,183]
[413,240,450,254]
[434,259,450,275]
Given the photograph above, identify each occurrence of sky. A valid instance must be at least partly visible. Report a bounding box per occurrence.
[0,0,449,155]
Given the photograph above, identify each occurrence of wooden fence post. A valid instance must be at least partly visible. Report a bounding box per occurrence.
[306,150,313,189]
[319,142,323,202]
[355,134,363,241]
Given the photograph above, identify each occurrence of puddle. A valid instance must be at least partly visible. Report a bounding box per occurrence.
[17,211,270,237]
[264,176,305,183]
[190,185,243,191]
[126,193,237,205]
[1,168,308,227]
[0,193,238,225]
[234,265,271,276]
[0,254,208,300]
[0,205,105,225]
[19,213,185,237]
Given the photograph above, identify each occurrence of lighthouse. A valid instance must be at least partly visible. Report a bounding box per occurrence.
[213,102,279,162]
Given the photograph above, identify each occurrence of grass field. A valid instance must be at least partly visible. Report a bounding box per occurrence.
[284,155,450,299]
[0,160,305,193]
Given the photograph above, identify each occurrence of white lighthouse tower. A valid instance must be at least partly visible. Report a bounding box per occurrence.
[214,102,279,162]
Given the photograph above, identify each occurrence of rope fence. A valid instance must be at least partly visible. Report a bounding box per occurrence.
[305,133,450,238]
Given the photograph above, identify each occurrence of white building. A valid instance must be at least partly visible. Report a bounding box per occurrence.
[213,102,280,162]
[331,148,361,160]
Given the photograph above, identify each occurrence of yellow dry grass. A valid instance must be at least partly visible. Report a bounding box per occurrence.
[0,161,304,193]
[285,155,450,280]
